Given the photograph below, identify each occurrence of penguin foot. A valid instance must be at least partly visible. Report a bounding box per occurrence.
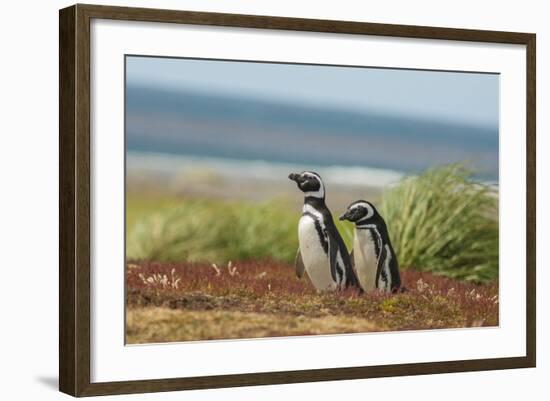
[392,286,408,294]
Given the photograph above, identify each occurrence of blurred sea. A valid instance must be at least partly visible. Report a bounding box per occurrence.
[127,151,404,188]
[126,84,499,193]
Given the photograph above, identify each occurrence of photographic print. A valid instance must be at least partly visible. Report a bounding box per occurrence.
[124,56,499,345]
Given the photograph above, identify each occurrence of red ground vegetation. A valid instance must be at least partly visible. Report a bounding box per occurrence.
[126,259,498,343]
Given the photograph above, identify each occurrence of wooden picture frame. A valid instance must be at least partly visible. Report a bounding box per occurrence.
[59,3,536,397]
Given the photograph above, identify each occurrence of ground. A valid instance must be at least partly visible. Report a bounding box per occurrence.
[126,260,498,344]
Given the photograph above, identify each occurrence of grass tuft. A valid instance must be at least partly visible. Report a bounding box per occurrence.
[127,199,297,264]
[379,164,498,282]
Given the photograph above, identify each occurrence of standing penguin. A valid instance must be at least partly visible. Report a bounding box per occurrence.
[339,200,402,293]
[288,171,359,292]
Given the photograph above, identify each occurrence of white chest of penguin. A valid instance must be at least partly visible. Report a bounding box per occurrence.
[298,215,336,291]
[353,229,378,291]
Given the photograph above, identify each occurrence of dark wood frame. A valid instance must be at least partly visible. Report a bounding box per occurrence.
[59,3,536,397]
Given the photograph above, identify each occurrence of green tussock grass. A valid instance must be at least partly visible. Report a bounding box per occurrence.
[379,164,498,282]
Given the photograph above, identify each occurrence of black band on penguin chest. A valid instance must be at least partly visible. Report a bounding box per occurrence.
[302,212,329,254]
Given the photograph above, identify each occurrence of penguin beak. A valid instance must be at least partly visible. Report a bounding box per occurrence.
[339,211,350,221]
[288,173,300,182]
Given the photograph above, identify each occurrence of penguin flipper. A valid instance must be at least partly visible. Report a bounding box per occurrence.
[349,248,359,282]
[371,231,387,290]
[374,244,385,288]
[327,234,339,283]
[295,249,305,278]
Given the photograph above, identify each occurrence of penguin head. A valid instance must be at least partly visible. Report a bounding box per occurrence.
[339,200,378,224]
[288,171,325,198]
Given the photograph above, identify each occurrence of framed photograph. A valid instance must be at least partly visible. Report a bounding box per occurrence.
[59,4,536,397]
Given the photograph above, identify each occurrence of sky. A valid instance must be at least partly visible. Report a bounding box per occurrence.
[125,56,500,181]
[126,56,499,129]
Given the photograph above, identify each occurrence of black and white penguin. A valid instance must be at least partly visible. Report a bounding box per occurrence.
[339,200,402,293]
[288,171,360,292]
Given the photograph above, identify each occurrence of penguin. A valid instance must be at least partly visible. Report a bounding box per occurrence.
[339,200,402,293]
[288,171,360,292]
